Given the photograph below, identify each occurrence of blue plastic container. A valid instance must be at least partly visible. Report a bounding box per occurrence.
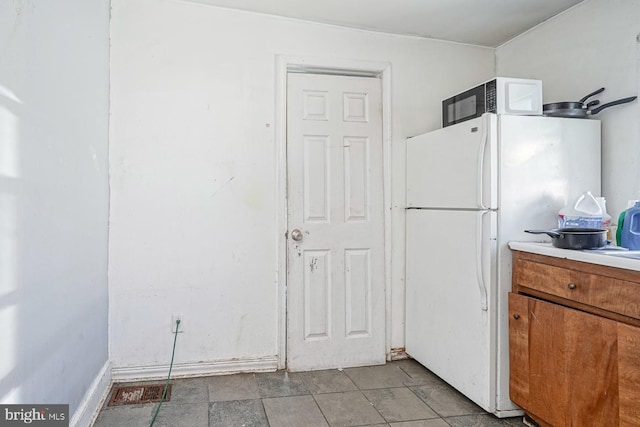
[621,201,640,250]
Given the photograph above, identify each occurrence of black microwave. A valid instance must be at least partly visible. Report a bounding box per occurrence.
[442,77,542,127]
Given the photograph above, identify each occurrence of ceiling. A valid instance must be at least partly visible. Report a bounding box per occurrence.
[183,0,585,47]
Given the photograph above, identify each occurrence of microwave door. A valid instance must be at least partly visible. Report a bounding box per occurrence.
[442,84,485,127]
[501,80,543,114]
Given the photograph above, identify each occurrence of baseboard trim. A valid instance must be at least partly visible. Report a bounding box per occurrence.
[70,360,111,427]
[111,356,279,382]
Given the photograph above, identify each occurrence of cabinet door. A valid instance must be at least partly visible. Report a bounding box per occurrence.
[509,293,619,426]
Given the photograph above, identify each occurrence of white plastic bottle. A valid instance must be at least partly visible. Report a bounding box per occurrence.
[558,191,603,228]
[596,197,612,239]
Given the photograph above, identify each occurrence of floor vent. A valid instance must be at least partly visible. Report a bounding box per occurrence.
[107,384,171,407]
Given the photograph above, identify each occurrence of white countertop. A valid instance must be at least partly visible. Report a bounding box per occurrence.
[508,241,640,272]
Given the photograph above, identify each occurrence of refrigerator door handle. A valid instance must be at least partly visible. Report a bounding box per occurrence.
[476,118,488,210]
[476,210,489,311]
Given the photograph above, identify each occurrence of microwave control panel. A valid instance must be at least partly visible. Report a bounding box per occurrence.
[485,79,497,113]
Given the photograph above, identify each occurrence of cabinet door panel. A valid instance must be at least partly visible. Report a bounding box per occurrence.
[564,303,618,426]
[618,322,640,427]
[509,293,567,423]
[526,297,569,425]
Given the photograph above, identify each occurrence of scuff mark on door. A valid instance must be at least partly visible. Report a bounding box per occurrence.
[310,257,318,272]
[210,176,235,197]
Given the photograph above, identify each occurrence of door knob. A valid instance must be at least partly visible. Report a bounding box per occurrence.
[291,229,303,241]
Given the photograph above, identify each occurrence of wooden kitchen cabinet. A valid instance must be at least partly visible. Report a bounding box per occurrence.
[509,250,640,427]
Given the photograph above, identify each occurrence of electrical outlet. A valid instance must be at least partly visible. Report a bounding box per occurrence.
[171,314,184,333]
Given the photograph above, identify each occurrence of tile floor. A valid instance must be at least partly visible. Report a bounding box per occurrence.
[94,359,527,427]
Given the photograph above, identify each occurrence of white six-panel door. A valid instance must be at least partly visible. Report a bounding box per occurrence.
[286,73,385,371]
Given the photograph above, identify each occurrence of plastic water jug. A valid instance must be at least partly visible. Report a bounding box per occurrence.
[596,197,612,240]
[621,201,640,250]
[558,191,603,228]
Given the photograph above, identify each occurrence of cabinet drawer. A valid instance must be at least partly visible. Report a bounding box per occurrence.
[514,259,640,320]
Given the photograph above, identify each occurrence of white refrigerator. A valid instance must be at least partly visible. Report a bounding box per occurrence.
[405,113,601,417]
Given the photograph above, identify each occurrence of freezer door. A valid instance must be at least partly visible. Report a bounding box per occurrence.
[407,114,497,209]
[405,208,497,412]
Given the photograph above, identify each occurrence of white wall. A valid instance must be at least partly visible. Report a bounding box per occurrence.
[109,0,494,370]
[496,0,640,223]
[0,0,110,419]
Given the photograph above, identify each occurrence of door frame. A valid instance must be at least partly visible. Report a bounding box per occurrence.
[274,55,393,369]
